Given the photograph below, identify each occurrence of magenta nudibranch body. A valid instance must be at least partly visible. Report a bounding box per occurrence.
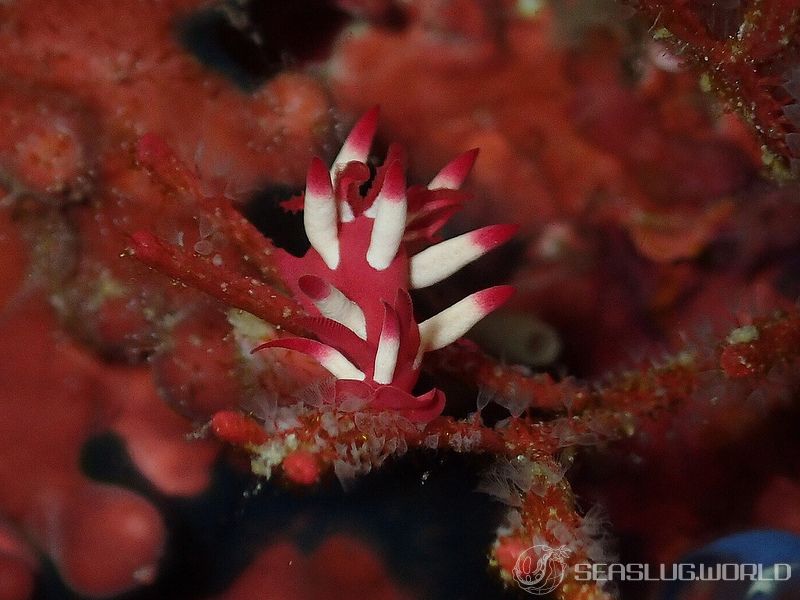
[258,108,517,423]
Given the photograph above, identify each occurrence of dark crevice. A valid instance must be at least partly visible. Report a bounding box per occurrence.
[241,184,309,257]
[179,0,350,90]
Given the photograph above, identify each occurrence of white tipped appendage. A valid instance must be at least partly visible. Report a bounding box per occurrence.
[427,148,479,190]
[409,224,519,289]
[373,304,400,384]
[257,338,365,381]
[330,106,379,178]
[304,157,340,270]
[299,276,368,340]
[418,286,514,354]
[338,199,355,224]
[366,160,407,270]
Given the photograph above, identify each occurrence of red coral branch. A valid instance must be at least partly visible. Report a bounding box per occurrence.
[720,310,800,377]
[427,306,800,423]
[129,230,307,334]
[423,340,578,412]
[135,134,286,287]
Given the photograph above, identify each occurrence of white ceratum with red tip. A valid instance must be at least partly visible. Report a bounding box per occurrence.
[258,108,517,423]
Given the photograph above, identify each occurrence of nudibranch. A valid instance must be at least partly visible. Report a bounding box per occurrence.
[258,108,517,423]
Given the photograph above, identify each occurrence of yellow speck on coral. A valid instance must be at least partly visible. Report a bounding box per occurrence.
[727,324,759,345]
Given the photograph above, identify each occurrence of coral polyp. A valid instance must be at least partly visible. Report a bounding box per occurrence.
[263,109,516,423]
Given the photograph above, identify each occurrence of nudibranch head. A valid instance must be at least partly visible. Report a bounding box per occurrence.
[257,107,517,422]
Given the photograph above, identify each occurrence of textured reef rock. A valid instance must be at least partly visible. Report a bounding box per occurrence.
[620,0,800,176]
[1,0,800,599]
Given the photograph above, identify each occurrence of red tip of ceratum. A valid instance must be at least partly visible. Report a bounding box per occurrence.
[380,302,400,341]
[474,285,515,313]
[471,223,520,250]
[348,106,380,151]
[298,275,332,301]
[306,157,333,198]
[450,147,480,177]
[430,148,480,189]
[252,338,334,363]
[379,160,406,203]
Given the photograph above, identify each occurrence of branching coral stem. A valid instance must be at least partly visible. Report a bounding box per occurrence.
[626,0,800,171]
[129,230,307,334]
[425,308,800,423]
[424,341,571,411]
[136,133,286,287]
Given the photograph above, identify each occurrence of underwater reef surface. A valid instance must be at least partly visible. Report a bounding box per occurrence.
[1,1,799,599]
